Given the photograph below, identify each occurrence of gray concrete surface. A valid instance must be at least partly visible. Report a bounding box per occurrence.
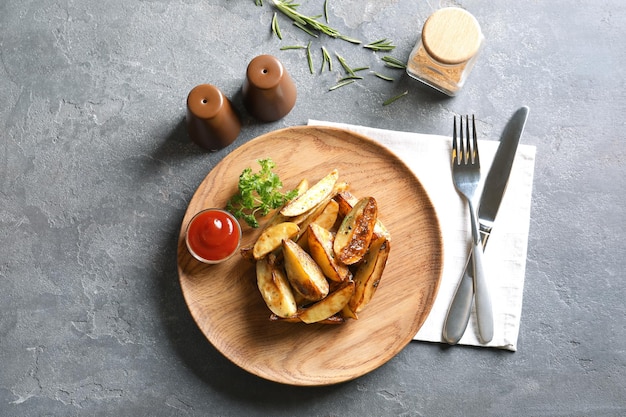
[1,0,625,416]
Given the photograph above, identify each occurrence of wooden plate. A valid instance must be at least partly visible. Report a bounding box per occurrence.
[177,126,443,386]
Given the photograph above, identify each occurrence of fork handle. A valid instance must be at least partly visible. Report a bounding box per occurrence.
[472,241,493,343]
[442,255,474,344]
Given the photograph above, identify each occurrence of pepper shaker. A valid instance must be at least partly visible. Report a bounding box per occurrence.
[406,7,484,96]
[242,55,297,122]
[186,84,241,151]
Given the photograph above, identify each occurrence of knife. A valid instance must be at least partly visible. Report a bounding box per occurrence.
[442,106,530,345]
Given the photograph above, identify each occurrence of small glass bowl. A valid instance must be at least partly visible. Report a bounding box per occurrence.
[185,208,242,264]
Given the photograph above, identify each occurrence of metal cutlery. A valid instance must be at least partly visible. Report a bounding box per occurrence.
[450,115,493,344]
[443,106,530,345]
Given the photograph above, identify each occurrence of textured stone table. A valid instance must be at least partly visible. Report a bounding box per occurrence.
[1,0,624,415]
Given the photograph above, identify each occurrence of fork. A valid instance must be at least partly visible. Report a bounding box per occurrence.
[450,115,493,344]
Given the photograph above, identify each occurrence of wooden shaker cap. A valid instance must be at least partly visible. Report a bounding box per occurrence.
[422,7,483,65]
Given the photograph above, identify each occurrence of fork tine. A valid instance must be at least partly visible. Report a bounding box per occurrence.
[460,116,466,164]
[452,115,458,164]
[472,114,479,165]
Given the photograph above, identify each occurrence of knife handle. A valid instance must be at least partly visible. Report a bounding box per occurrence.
[472,242,493,343]
[442,255,474,344]
[442,229,492,345]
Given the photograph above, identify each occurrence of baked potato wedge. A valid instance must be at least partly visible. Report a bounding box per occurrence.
[253,222,299,260]
[307,223,351,282]
[348,236,391,314]
[282,238,329,301]
[335,191,390,241]
[256,258,297,318]
[239,178,310,261]
[333,196,378,265]
[299,280,355,324]
[280,169,339,217]
[313,199,339,230]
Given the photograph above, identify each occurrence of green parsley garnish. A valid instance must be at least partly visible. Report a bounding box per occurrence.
[226,158,298,228]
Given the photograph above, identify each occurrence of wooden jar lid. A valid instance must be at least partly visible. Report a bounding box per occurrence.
[422,7,483,65]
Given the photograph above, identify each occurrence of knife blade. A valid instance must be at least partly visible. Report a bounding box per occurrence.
[442,106,529,345]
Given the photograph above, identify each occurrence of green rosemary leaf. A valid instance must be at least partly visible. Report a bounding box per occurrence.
[321,46,332,72]
[293,21,319,37]
[324,0,329,23]
[335,53,355,76]
[272,13,282,39]
[383,90,408,106]
[381,55,407,69]
[329,79,355,91]
[351,66,370,72]
[364,38,396,52]
[255,0,263,6]
[338,35,362,44]
[306,41,314,74]
[339,75,364,81]
[372,71,394,81]
[280,45,307,50]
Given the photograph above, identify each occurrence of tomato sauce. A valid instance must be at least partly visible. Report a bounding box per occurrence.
[185,209,241,263]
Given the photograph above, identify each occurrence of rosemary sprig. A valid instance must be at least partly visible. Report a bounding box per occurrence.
[364,38,396,52]
[383,90,408,106]
[381,55,407,69]
[272,0,360,44]
[272,13,282,39]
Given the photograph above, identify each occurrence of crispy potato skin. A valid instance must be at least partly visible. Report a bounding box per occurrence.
[256,258,298,318]
[299,280,355,324]
[282,239,329,301]
[253,222,299,260]
[333,197,378,265]
[280,169,339,217]
[349,237,391,314]
[307,223,351,282]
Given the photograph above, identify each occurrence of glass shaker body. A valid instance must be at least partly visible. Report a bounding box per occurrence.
[406,7,484,96]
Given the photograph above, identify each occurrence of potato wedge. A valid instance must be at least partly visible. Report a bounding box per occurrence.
[239,178,310,261]
[307,223,351,282]
[348,236,391,314]
[333,196,378,265]
[280,169,339,217]
[335,191,390,241]
[253,222,299,260]
[299,280,355,324]
[297,199,341,252]
[313,199,339,230]
[282,238,329,301]
[256,258,298,318]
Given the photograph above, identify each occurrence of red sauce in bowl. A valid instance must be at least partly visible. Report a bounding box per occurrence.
[185,209,241,263]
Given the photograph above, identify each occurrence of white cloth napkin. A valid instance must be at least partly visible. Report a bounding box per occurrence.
[308,120,536,351]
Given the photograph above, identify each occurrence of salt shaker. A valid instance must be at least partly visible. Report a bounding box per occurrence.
[242,55,297,122]
[406,7,484,96]
[186,84,241,151]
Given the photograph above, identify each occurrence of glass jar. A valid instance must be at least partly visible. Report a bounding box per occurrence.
[406,7,484,96]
